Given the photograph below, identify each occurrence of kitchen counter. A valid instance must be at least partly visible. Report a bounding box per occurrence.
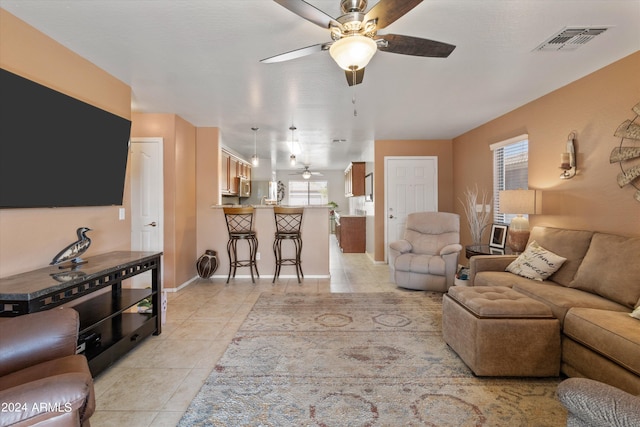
[203,205,330,280]
[210,204,330,209]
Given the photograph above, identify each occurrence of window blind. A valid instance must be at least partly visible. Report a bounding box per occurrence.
[492,136,529,224]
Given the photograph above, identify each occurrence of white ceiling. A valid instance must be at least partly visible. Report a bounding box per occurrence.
[2,0,639,176]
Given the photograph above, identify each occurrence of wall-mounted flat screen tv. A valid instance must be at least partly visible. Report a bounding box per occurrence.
[0,68,131,208]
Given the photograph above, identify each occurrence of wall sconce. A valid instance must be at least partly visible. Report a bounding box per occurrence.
[560,132,577,179]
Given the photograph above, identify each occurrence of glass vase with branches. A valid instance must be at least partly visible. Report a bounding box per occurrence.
[460,185,492,244]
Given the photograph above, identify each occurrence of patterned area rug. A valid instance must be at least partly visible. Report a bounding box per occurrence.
[179,292,566,426]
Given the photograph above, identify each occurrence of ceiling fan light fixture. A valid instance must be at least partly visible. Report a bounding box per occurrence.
[329,35,377,71]
[302,170,312,179]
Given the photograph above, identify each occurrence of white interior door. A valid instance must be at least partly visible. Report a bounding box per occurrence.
[130,137,164,287]
[384,156,438,262]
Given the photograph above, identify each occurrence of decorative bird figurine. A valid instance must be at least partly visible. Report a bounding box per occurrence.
[50,227,92,267]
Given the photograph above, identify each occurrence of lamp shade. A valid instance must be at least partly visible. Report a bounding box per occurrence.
[302,170,311,180]
[499,190,537,214]
[499,189,539,252]
[329,35,377,71]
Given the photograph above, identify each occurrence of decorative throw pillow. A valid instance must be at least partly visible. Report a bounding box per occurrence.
[569,234,640,309]
[505,241,567,281]
[631,307,640,320]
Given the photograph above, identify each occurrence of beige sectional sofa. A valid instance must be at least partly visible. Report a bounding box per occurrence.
[466,226,640,395]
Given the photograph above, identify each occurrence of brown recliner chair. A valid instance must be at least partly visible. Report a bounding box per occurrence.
[0,308,95,427]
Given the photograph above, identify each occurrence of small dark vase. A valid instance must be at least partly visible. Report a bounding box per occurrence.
[196,250,218,279]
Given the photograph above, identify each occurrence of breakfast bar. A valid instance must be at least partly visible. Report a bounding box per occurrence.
[206,205,331,280]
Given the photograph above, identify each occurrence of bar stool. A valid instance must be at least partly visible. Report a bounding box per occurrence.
[223,206,259,283]
[272,207,304,283]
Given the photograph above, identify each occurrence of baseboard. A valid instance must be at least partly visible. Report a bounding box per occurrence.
[210,274,331,280]
[166,273,333,292]
[164,275,199,292]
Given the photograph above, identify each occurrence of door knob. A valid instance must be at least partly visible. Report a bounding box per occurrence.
[146,222,157,227]
[389,215,394,219]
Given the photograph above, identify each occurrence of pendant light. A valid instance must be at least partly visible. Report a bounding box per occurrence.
[250,127,259,167]
[289,125,297,166]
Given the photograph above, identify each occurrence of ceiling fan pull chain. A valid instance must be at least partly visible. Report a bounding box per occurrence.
[352,69,358,117]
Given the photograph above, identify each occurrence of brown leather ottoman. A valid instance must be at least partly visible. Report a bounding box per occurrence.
[442,285,561,377]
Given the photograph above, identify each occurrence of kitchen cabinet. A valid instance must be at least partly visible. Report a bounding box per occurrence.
[345,162,365,197]
[238,162,251,180]
[221,149,251,196]
[229,156,239,194]
[221,151,231,194]
[335,214,365,253]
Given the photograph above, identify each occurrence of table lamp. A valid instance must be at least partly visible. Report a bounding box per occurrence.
[499,189,538,252]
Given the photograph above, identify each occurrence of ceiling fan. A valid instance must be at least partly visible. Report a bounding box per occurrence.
[261,0,456,86]
[290,165,323,179]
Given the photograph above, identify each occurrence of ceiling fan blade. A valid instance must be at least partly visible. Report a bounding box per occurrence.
[274,0,339,29]
[377,34,455,57]
[345,68,365,86]
[364,0,423,30]
[260,42,331,63]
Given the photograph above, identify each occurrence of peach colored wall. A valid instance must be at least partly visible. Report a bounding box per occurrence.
[453,51,640,260]
[174,116,198,285]
[131,113,198,289]
[196,127,223,258]
[0,10,132,277]
[373,139,454,261]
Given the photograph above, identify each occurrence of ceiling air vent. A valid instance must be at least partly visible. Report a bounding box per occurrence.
[534,26,610,51]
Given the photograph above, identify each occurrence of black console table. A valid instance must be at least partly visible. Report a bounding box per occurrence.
[0,251,162,376]
[465,244,516,259]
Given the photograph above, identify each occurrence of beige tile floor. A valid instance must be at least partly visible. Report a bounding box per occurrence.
[91,236,402,426]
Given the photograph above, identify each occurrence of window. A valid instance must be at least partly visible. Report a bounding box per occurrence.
[288,180,328,206]
[491,134,529,224]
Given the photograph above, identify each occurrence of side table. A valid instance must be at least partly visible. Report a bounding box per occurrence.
[465,244,516,259]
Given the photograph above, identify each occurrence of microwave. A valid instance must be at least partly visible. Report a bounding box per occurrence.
[236,177,251,197]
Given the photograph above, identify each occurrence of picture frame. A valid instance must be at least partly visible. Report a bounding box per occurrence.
[489,224,508,249]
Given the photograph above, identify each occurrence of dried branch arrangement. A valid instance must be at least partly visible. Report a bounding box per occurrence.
[460,185,492,244]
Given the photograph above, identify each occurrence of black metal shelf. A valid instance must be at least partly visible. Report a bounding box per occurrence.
[74,288,154,334]
[0,251,162,377]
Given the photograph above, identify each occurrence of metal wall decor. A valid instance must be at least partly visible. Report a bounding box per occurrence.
[560,132,577,179]
[610,101,640,202]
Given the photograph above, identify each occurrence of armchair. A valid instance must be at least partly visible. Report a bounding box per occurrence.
[389,212,462,291]
[0,307,95,427]
[557,378,640,427]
